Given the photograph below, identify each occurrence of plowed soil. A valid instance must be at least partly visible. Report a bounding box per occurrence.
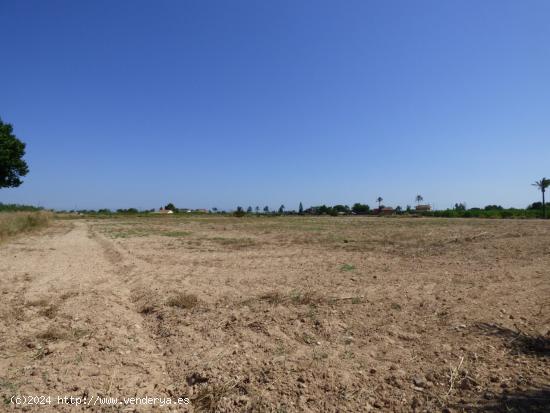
[1,216,549,412]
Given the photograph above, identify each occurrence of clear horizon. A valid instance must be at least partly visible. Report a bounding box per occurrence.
[1,1,549,211]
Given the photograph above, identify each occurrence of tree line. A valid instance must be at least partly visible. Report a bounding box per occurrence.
[1,117,549,219]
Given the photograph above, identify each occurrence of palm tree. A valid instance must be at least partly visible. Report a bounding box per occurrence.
[532,177,550,219]
[415,194,423,205]
[376,197,383,208]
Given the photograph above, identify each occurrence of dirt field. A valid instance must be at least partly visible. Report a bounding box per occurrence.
[1,216,549,412]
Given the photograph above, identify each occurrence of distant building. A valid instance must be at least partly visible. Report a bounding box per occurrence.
[154,207,174,214]
[373,207,394,216]
[415,204,431,212]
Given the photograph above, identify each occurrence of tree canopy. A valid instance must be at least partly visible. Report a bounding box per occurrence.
[352,203,370,214]
[164,203,177,212]
[0,119,29,189]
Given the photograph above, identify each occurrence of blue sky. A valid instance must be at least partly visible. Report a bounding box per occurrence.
[1,0,549,211]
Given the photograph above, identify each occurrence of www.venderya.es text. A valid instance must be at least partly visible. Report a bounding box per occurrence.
[10,395,190,407]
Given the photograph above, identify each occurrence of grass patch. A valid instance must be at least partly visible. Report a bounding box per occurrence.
[104,227,155,238]
[340,263,356,272]
[0,212,52,242]
[166,293,199,309]
[210,237,257,249]
[162,230,191,237]
[0,379,18,405]
[101,225,191,239]
[289,290,320,305]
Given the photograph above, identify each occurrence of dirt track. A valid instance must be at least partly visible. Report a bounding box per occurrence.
[1,217,549,412]
[0,221,175,411]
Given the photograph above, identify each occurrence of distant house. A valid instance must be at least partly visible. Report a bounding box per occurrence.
[154,208,174,214]
[373,207,394,216]
[415,204,431,212]
[194,209,209,213]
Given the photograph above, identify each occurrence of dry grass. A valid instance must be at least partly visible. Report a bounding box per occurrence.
[210,237,257,249]
[255,290,323,306]
[166,293,199,309]
[36,325,66,342]
[38,304,59,319]
[258,291,286,305]
[0,211,52,242]
[192,382,238,412]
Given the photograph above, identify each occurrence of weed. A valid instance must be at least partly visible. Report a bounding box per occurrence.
[38,304,58,319]
[32,346,52,359]
[36,326,66,342]
[0,379,18,405]
[289,290,319,305]
[258,291,285,305]
[296,332,317,345]
[26,297,49,307]
[340,263,356,272]
[192,381,237,412]
[166,293,198,309]
[390,302,402,311]
[312,349,329,360]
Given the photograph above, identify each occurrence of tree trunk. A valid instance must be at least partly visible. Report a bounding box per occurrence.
[543,190,547,219]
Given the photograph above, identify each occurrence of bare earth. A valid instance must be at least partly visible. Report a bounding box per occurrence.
[1,216,549,412]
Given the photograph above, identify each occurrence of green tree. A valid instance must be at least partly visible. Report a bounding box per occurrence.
[0,118,29,189]
[255,206,260,213]
[317,205,330,215]
[333,204,350,214]
[454,203,466,211]
[527,202,543,210]
[376,197,383,209]
[352,203,370,214]
[234,206,245,217]
[533,177,550,219]
[298,202,303,214]
[164,203,177,212]
[415,195,423,205]
[263,206,269,213]
[247,206,253,213]
[278,204,285,214]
